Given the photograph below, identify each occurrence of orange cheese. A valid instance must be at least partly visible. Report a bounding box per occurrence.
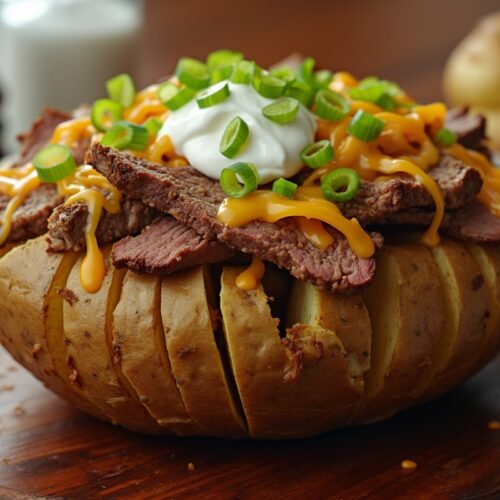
[236,256,265,290]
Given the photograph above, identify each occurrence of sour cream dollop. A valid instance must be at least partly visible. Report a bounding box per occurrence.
[159,81,317,184]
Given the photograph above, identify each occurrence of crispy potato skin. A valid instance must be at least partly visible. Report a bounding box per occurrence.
[0,238,498,438]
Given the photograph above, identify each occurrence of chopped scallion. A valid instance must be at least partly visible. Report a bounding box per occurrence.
[272,178,297,199]
[33,144,77,182]
[300,140,334,168]
[347,110,385,142]
[220,162,259,198]
[220,116,249,158]
[262,97,299,125]
[321,168,360,202]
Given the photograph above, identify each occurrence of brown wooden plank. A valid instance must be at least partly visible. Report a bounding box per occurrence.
[0,345,498,498]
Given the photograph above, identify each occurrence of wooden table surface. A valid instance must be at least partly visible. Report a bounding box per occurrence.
[0,345,498,499]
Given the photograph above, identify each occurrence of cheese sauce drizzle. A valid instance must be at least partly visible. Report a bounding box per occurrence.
[1,69,499,294]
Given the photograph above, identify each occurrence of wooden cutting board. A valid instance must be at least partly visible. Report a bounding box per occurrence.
[0,346,498,499]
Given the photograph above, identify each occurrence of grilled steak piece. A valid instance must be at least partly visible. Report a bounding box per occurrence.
[0,108,84,244]
[446,107,489,155]
[88,144,382,292]
[16,108,72,165]
[46,196,159,252]
[377,202,500,244]
[340,154,482,222]
[112,216,238,274]
[0,184,63,243]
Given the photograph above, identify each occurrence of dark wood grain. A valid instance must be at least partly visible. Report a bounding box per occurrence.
[0,345,498,499]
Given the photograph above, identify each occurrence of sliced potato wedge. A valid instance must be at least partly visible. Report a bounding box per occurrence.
[358,245,445,421]
[161,266,247,438]
[0,237,105,420]
[286,280,371,393]
[64,252,165,434]
[418,239,489,400]
[113,271,202,435]
[221,266,359,438]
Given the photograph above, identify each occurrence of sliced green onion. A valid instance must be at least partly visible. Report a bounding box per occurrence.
[284,79,314,107]
[220,162,259,198]
[315,89,351,122]
[207,49,243,68]
[144,117,163,136]
[262,97,299,125]
[106,73,136,108]
[300,140,334,168]
[313,69,333,90]
[220,117,249,158]
[101,121,149,151]
[297,57,316,87]
[197,83,230,109]
[347,110,385,142]
[375,93,396,111]
[211,65,233,84]
[252,74,286,98]
[270,66,296,83]
[33,144,77,182]
[230,60,256,84]
[272,178,297,199]
[91,98,123,132]
[157,82,195,111]
[435,127,457,148]
[359,76,401,97]
[321,168,360,202]
[175,57,211,90]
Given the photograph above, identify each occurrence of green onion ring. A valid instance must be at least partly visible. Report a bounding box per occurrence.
[434,127,457,148]
[220,116,249,158]
[252,73,286,98]
[207,49,243,69]
[270,66,296,83]
[283,80,314,107]
[106,73,136,107]
[262,97,299,125]
[175,57,211,90]
[101,121,149,151]
[314,89,351,122]
[297,57,316,87]
[272,178,297,199]
[197,83,231,109]
[321,168,360,202]
[157,82,195,111]
[230,60,256,84]
[300,140,334,168]
[144,117,163,136]
[33,144,77,183]
[347,110,386,142]
[220,162,259,198]
[90,98,123,132]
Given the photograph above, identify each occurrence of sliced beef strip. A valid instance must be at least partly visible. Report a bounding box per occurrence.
[87,144,382,292]
[339,154,482,222]
[375,201,500,244]
[446,107,490,156]
[16,108,71,164]
[112,216,239,275]
[1,109,79,244]
[0,184,63,243]
[46,196,159,252]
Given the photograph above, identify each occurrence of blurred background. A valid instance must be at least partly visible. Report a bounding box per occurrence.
[0,0,499,154]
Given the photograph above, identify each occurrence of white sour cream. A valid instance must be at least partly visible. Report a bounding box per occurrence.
[159,80,317,184]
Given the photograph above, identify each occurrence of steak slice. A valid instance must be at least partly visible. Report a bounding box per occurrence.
[46,196,159,252]
[446,107,490,156]
[16,108,72,165]
[340,154,482,222]
[88,143,381,292]
[0,184,63,243]
[376,202,500,244]
[112,216,238,274]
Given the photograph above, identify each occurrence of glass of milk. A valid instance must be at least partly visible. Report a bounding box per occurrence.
[0,0,143,154]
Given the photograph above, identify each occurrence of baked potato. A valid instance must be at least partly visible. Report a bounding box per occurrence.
[0,235,498,438]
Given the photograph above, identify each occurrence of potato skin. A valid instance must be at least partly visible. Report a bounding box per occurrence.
[0,237,499,438]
